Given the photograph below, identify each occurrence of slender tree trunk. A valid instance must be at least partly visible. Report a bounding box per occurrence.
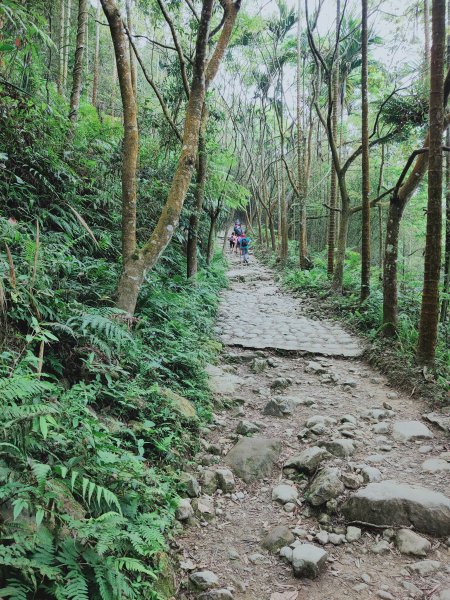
[92,0,100,106]
[441,0,450,323]
[68,0,88,133]
[424,0,431,68]
[187,126,207,278]
[111,59,117,116]
[297,0,307,268]
[206,213,218,266]
[100,0,138,267]
[360,0,370,301]
[327,0,340,276]
[377,143,385,272]
[333,203,349,289]
[63,0,72,89]
[125,0,137,98]
[57,0,66,94]
[417,0,445,365]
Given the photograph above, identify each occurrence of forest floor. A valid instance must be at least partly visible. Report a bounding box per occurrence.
[174,252,450,600]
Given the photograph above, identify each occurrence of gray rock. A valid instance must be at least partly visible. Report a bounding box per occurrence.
[305,361,328,374]
[193,495,215,519]
[377,591,395,600]
[190,570,219,591]
[392,421,433,442]
[342,480,450,535]
[373,422,391,434]
[236,420,260,435]
[176,498,194,521]
[202,470,218,495]
[422,458,450,473]
[308,467,344,506]
[198,591,233,600]
[360,465,382,483]
[309,423,329,436]
[225,437,281,483]
[272,484,298,505]
[432,590,450,600]
[315,530,329,545]
[362,408,391,422]
[270,377,292,390]
[328,533,346,545]
[372,540,391,554]
[292,527,308,538]
[319,438,355,459]
[346,526,361,542]
[262,525,295,552]
[306,415,337,428]
[341,414,358,424]
[263,397,294,417]
[407,560,441,576]
[279,545,294,562]
[215,468,235,493]
[251,358,268,373]
[283,446,330,474]
[291,544,328,578]
[206,364,241,396]
[180,472,200,498]
[402,581,423,599]
[396,529,431,557]
[342,472,363,489]
[423,412,450,432]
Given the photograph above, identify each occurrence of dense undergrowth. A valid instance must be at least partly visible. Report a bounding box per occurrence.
[0,83,226,599]
[261,243,450,400]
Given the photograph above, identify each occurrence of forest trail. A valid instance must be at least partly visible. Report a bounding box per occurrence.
[176,254,450,600]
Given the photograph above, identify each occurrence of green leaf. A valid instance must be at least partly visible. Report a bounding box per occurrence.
[36,508,45,526]
[39,415,48,439]
[13,498,28,520]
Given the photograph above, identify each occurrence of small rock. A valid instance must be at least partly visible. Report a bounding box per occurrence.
[176,498,194,521]
[353,584,369,592]
[308,467,344,506]
[284,446,330,474]
[342,472,363,489]
[361,573,371,584]
[292,527,308,538]
[272,484,299,505]
[227,548,240,561]
[396,529,431,557]
[194,495,215,518]
[402,581,423,599]
[202,470,218,495]
[284,502,296,513]
[305,361,327,374]
[262,525,295,552]
[319,439,355,459]
[383,528,395,541]
[373,422,391,434]
[422,458,450,473]
[360,465,382,483]
[236,420,260,435]
[306,415,337,428]
[371,540,391,554]
[215,468,235,493]
[346,526,362,542]
[383,401,393,410]
[341,414,358,424]
[432,590,450,600]
[248,552,265,564]
[263,398,294,417]
[419,445,433,454]
[270,377,292,390]
[315,531,329,545]
[225,437,281,483]
[251,358,268,373]
[198,591,233,600]
[328,533,346,545]
[291,544,328,579]
[377,591,395,600]
[179,472,200,498]
[190,570,219,591]
[407,560,441,577]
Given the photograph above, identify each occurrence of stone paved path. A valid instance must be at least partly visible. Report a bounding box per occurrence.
[175,252,450,600]
[216,257,362,357]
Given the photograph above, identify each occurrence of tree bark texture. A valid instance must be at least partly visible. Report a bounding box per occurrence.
[360,0,370,301]
[187,125,207,278]
[417,0,445,365]
[68,0,88,128]
[92,0,100,106]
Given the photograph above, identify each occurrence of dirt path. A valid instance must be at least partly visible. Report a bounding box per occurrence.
[174,254,450,600]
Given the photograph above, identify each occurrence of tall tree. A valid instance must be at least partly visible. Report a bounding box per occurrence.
[63,0,72,89]
[57,0,66,94]
[417,0,445,365]
[68,0,88,131]
[297,0,307,268]
[360,0,370,301]
[92,0,100,106]
[441,0,450,323]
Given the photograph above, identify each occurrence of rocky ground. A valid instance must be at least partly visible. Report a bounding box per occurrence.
[173,254,450,600]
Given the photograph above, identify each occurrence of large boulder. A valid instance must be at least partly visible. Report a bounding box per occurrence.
[342,481,450,536]
[392,421,433,442]
[225,437,282,483]
[307,467,344,506]
[283,446,330,474]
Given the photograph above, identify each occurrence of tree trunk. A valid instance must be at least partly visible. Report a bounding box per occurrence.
[382,201,403,336]
[187,127,207,278]
[68,0,88,132]
[100,0,138,268]
[417,0,445,365]
[206,213,218,266]
[441,0,450,323]
[332,202,349,290]
[125,0,137,98]
[327,0,340,276]
[297,0,307,268]
[111,59,117,117]
[360,0,370,301]
[57,0,66,94]
[115,0,240,315]
[92,0,100,106]
[424,0,431,68]
[63,0,71,89]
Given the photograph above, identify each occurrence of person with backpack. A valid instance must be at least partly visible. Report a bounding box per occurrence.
[228,232,237,252]
[240,232,251,264]
[234,221,242,236]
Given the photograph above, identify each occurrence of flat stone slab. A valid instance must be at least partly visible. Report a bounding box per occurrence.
[342,480,450,536]
[217,261,363,357]
[225,436,281,483]
[392,421,433,442]
[205,364,241,396]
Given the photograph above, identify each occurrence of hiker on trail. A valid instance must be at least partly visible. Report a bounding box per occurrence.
[229,232,237,252]
[236,231,243,255]
[234,221,242,236]
[240,232,251,265]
